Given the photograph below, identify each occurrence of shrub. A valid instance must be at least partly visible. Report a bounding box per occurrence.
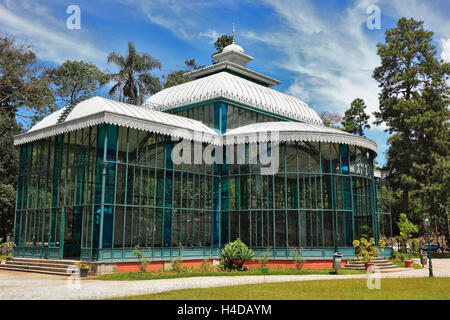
[258,248,271,268]
[200,257,212,272]
[220,239,254,271]
[171,259,182,272]
[353,237,385,263]
[171,245,184,272]
[289,247,306,270]
[133,245,150,273]
[359,225,373,240]
[79,262,90,269]
[396,213,419,259]
[0,238,16,260]
[393,252,406,263]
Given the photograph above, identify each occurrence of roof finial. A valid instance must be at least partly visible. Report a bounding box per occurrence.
[232,22,236,44]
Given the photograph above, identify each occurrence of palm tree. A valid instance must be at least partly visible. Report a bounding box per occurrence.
[106,41,162,105]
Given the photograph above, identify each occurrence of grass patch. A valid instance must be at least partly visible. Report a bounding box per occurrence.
[112,278,450,300]
[388,259,422,269]
[430,253,450,259]
[399,252,450,259]
[97,268,365,281]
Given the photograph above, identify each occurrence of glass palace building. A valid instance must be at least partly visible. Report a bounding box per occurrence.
[13,41,392,262]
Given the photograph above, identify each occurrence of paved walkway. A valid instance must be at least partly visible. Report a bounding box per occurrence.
[0,259,449,300]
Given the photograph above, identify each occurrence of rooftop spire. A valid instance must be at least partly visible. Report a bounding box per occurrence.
[209,23,254,67]
[232,22,236,44]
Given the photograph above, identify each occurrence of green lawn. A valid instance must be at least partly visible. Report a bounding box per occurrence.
[431,253,450,259]
[97,268,365,281]
[112,278,450,300]
[388,259,422,269]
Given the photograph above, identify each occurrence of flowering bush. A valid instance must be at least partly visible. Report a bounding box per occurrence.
[352,237,385,263]
[0,238,15,260]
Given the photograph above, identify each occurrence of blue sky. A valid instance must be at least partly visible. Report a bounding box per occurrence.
[1,0,449,166]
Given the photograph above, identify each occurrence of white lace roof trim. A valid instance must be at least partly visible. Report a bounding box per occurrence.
[14,98,376,154]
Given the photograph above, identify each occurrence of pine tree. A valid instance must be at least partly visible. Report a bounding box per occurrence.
[372,18,450,242]
[341,98,370,136]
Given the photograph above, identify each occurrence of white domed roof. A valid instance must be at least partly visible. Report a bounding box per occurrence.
[223,43,245,54]
[144,71,323,125]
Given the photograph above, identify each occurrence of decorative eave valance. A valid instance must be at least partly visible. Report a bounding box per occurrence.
[14,111,220,146]
[223,123,377,154]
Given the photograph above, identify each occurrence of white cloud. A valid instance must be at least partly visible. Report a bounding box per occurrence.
[243,0,449,132]
[244,0,382,126]
[114,0,245,48]
[440,38,450,62]
[0,1,107,64]
[199,30,220,44]
[381,0,450,62]
[115,0,231,43]
[286,80,311,103]
[385,0,450,37]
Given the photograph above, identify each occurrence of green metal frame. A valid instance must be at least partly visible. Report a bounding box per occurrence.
[13,102,391,261]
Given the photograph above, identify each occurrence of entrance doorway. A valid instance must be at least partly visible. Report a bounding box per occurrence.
[62,207,82,259]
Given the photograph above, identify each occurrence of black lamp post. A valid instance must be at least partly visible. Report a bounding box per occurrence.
[425,218,433,278]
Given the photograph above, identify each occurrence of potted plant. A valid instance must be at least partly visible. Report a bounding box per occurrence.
[396,213,419,268]
[353,237,385,273]
[79,262,90,277]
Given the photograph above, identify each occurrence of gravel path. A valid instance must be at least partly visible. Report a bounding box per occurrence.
[0,259,449,300]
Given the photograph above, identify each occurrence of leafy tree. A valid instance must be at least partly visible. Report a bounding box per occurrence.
[0,113,18,240]
[396,213,419,258]
[359,225,373,240]
[0,36,55,238]
[341,98,370,136]
[46,60,108,106]
[162,59,204,89]
[372,18,450,239]
[107,41,162,105]
[319,111,342,129]
[0,36,55,126]
[184,58,202,71]
[211,34,233,63]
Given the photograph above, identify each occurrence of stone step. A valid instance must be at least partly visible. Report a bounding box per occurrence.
[347,259,389,264]
[2,263,76,273]
[343,257,401,270]
[344,264,398,269]
[0,265,72,276]
[0,257,80,276]
[6,260,78,269]
[344,262,393,267]
[348,257,386,260]
[8,257,78,265]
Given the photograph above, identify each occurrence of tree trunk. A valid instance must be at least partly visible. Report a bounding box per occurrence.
[446,205,449,249]
[435,217,439,246]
